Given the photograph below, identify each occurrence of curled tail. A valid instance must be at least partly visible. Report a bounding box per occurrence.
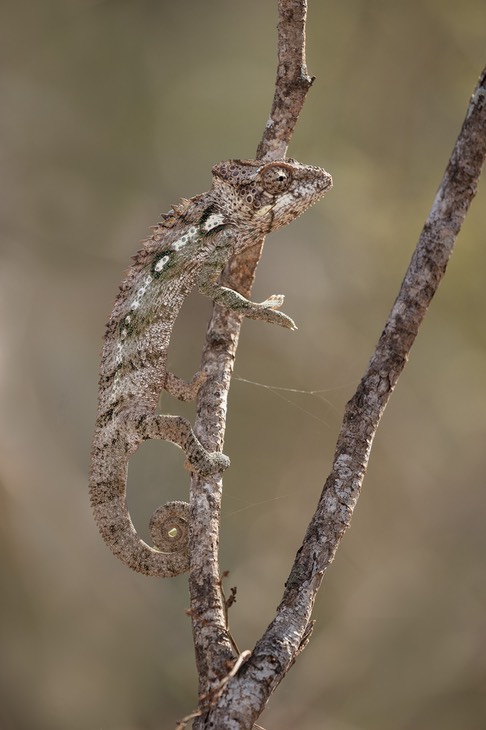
[89,437,190,577]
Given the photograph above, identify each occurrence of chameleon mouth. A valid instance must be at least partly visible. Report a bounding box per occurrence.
[309,168,333,195]
[321,172,333,191]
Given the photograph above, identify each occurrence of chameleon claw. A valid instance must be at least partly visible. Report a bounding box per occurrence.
[275,312,298,330]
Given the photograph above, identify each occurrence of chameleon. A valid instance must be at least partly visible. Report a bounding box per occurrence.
[89,157,332,577]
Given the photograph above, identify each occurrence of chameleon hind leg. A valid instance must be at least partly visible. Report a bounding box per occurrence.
[164,370,207,401]
[137,413,230,475]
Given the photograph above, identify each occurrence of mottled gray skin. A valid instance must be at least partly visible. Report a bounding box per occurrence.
[89,158,332,577]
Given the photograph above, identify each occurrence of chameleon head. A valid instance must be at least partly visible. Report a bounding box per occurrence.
[211,158,332,246]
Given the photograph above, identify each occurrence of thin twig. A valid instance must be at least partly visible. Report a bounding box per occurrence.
[219,571,240,655]
[256,0,313,161]
[189,0,314,711]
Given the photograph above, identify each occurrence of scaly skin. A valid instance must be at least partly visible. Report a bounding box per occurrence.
[89,158,332,577]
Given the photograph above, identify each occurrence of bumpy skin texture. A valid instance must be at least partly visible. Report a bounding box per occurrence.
[89,158,332,577]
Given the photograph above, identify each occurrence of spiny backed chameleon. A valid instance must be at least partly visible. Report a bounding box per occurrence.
[89,158,332,577]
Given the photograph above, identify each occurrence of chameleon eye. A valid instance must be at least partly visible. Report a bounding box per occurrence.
[260,164,293,194]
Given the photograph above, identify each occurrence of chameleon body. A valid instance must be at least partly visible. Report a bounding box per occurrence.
[89,158,332,577]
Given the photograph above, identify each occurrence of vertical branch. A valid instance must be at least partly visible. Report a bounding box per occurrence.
[257,0,314,161]
[188,0,314,706]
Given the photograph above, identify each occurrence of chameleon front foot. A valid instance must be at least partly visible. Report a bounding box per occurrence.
[201,283,298,330]
[258,294,297,330]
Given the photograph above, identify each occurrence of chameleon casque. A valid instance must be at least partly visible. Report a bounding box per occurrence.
[89,158,332,577]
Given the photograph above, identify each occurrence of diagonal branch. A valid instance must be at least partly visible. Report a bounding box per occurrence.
[203,65,486,728]
[188,0,314,706]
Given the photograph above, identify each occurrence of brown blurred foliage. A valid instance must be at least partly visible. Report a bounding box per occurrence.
[0,1,485,728]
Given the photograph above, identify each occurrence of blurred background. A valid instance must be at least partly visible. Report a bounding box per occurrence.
[1,1,485,728]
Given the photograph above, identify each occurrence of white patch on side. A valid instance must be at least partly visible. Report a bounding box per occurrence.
[154,255,170,272]
[114,341,124,366]
[120,315,131,340]
[202,213,225,232]
[131,274,153,310]
[172,226,198,251]
[111,371,122,396]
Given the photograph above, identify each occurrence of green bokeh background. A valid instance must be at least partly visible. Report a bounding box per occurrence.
[1,1,485,728]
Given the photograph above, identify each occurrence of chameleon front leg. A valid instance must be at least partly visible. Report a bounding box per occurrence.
[198,258,297,330]
[202,285,297,330]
